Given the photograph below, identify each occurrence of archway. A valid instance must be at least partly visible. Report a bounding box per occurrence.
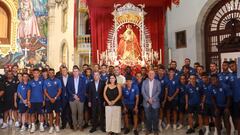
[203,0,240,70]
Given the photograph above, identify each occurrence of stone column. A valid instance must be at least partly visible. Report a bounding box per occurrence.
[47,0,56,68]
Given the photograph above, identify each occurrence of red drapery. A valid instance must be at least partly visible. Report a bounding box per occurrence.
[86,0,177,64]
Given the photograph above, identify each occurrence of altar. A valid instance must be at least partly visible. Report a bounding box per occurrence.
[98,3,161,67]
[86,0,176,67]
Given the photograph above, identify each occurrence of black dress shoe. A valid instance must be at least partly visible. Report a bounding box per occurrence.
[134,130,139,135]
[124,128,130,134]
[199,129,204,135]
[70,125,74,129]
[100,128,106,132]
[186,128,195,134]
[89,128,97,133]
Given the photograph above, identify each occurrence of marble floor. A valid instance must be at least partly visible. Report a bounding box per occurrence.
[0,126,197,135]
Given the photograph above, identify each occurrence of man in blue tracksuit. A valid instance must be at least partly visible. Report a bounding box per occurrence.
[122,75,139,135]
[185,74,203,134]
[44,68,62,133]
[210,74,231,135]
[27,68,45,133]
[229,61,240,133]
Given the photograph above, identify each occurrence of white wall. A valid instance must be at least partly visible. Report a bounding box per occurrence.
[166,0,209,68]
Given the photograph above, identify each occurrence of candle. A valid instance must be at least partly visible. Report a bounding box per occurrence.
[106,50,108,63]
[151,49,154,64]
[159,49,162,64]
[97,50,99,64]
[168,48,172,63]
[89,49,91,65]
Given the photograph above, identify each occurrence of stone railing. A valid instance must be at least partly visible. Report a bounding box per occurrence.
[78,35,91,51]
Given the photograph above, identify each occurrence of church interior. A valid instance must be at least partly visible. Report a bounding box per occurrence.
[0,0,240,135]
[0,0,239,71]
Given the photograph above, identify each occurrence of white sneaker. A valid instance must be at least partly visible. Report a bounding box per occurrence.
[173,124,177,131]
[30,124,36,133]
[8,119,13,126]
[204,126,209,135]
[28,124,31,131]
[15,121,20,128]
[39,124,45,132]
[1,123,8,129]
[177,124,183,130]
[213,128,218,135]
[55,126,60,132]
[20,126,26,132]
[49,127,54,134]
[165,124,170,130]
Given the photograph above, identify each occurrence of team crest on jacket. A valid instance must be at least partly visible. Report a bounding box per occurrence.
[213,89,216,94]
[219,88,223,92]
[132,89,135,92]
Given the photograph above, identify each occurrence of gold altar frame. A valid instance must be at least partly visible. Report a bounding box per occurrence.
[105,3,152,66]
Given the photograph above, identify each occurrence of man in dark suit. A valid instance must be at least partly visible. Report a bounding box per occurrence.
[58,66,73,129]
[67,66,86,131]
[87,71,106,133]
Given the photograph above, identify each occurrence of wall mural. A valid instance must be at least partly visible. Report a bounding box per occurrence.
[0,0,48,69]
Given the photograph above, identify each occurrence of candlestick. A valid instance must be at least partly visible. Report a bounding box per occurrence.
[89,49,91,65]
[97,50,99,64]
[159,49,162,64]
[168,48,172,63]
[106,50,108,64]
[151,49,153,64]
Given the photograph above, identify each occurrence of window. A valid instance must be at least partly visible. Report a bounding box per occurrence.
[205,0,240,70]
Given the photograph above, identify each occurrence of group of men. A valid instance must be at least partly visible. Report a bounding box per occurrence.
[0,58,239,135]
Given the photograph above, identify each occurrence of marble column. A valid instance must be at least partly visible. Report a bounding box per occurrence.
[47,0,56,67]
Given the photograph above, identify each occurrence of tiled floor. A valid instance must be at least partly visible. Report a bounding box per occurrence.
[0,126,198,135]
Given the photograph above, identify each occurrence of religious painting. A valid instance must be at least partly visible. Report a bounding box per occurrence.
[117,24,142,62]
[0,0,48,69]
[105,3,153,66]
[176,30,187,49]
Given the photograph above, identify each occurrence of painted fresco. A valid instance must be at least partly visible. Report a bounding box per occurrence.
[0,0,48,68]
